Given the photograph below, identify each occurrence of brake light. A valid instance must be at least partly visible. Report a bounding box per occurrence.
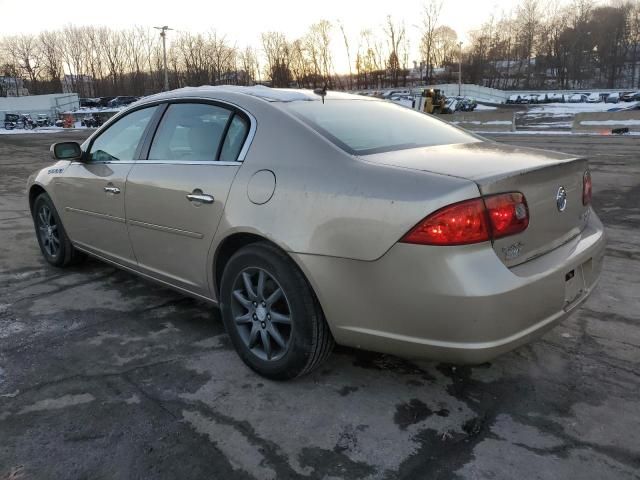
[484,192,529,239]
[583,170,592,205]
[401,193,529,246]
[401,198,490,245]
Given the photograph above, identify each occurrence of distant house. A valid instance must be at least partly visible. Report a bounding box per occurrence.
[0,76,28,97]
[62,74,95,97]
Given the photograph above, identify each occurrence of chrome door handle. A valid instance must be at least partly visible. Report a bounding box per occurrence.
[104,186,120,194]
[186,193,215,204]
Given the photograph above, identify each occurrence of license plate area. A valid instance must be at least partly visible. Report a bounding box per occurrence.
[564,260,589,309]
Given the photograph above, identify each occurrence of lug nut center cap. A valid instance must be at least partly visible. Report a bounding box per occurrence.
[256,305,267,322]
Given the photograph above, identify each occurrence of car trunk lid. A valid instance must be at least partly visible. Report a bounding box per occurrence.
[363,141,590,266]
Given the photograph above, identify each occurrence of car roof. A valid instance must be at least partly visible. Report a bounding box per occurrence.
[140,85,369,104]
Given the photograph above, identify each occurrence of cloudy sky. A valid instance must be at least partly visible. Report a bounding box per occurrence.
[0,0,541,72]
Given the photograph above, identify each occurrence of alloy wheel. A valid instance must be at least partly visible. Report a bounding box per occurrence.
[37,204,60,258]
[230,267,293,361]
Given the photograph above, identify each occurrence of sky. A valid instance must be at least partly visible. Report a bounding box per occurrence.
[0,0,542,73]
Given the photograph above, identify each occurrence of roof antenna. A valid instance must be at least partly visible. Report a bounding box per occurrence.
[313,84,327,104]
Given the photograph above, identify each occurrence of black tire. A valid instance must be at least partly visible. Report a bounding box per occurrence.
[32,193,84,267]
[220,242,334,380]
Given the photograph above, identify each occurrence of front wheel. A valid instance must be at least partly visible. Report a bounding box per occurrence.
[32,193,84,267]
[220,242,334,380]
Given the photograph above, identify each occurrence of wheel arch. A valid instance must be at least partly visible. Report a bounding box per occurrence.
[28,184,48,213]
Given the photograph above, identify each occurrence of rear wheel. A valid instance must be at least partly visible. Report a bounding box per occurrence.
[220,242,334,380]
[32,193,84,267]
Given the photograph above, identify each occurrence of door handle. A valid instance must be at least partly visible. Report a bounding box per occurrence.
[104,186,121,194]
[186,192,215,204]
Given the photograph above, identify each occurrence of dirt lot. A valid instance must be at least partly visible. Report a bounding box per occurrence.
[1,131,639,480]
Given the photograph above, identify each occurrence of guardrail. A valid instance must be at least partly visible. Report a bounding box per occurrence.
[447,111,516,132]
[572,111,640,134]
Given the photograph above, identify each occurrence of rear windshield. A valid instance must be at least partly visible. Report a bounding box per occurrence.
[284,99,477,155]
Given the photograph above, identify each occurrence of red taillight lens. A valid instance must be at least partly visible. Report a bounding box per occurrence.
[484,192,529,239]
[401,193,529,246]
[583,170,592,205]
[401,198,490,245]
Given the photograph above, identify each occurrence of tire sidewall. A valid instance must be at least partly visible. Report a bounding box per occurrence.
[220,244,317,379]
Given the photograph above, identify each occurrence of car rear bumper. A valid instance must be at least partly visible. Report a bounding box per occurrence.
[294,209,606,363]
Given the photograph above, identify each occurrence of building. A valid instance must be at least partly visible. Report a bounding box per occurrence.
[0,76,28,97]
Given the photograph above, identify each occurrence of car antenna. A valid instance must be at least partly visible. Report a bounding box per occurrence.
[313,84,327,104]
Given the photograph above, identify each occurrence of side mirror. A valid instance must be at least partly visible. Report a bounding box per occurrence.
[51,142,83,161]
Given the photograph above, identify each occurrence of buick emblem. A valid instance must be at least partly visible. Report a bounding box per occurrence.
[556,186,567,212]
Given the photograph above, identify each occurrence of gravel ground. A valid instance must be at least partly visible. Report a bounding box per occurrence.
[0,132,639,480]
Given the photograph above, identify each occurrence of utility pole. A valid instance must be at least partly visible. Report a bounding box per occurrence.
[458,41,463,97]
[154,26,173,91]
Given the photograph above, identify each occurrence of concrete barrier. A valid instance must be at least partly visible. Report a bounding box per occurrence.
[572,111,640,134]
[447,111,515,132]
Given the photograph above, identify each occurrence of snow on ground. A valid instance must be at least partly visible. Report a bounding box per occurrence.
[0,127,90,135]
[475,104,498,111]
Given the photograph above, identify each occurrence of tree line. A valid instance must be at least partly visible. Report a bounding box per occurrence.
[1,0,640,98]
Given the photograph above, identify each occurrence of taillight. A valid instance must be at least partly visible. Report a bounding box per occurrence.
[401,192,529,246]
[484,192,529,239]
[400,198,490,245]
[583,170,592,205]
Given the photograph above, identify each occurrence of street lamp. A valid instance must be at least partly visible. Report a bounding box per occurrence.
[154,26,173,91]
[458,41,463,96]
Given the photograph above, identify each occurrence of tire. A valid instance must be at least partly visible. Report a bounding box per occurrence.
[32,193,84,267]
[220,242,334,380]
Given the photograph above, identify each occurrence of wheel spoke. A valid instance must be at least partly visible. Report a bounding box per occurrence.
[235,312,252,325]
[257,270,265,298]
[270,312,291,325]
[232,289,252,309]
[242,272,257,300]
[38,209,47,226]
[248,324,260,348]
[51,235,60,246]
[265,287,282,307]
[260,329,272,359]
[267,324,286,349]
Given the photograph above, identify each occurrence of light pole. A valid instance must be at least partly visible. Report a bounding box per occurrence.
[154,26,173,91]
[458,41,463,97]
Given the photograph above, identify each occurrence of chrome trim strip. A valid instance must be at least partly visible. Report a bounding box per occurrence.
[132,160,242,166]
[65,207,126,223]
[70,160,241,166]
[127,219,204,239]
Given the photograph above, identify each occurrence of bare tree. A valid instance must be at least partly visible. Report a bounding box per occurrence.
[420,0,443,83]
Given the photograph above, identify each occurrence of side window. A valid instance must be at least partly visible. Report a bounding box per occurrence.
[89,106,157,162]
[220,114,249,162]
[148,103,232,161]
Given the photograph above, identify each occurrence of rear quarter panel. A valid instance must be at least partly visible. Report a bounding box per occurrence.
[216,103,480,262]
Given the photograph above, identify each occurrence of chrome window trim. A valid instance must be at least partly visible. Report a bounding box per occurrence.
[70,160,242,166]
[80,95,256,164]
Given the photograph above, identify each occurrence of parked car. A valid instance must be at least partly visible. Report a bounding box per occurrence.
[620,91,640,102]
[568,93,588,103]
[27,87,605,379]
[605,92,620,104]
[97,96,116,108]
[107,96,138,108]
[586,93,601,103]
[546,93,566,103]
[80,98,101,108]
